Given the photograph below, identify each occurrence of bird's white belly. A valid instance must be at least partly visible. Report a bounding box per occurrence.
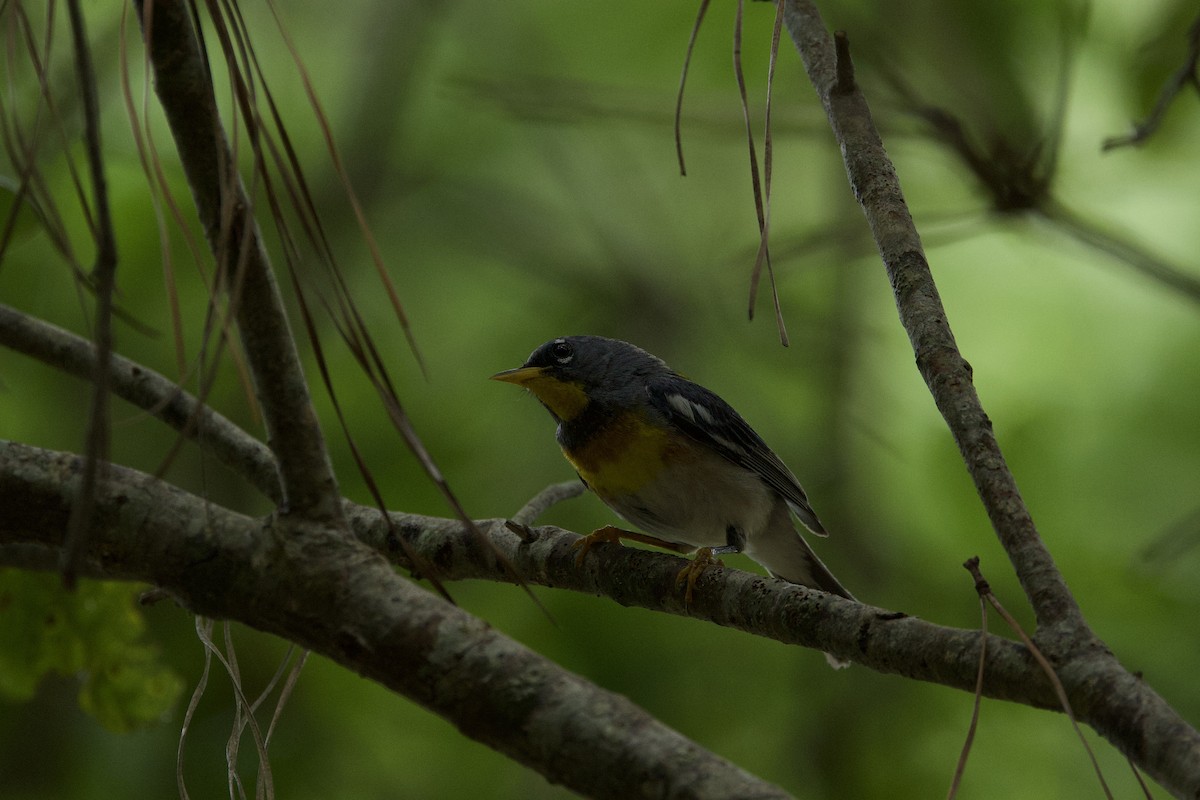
[602,449,775,550]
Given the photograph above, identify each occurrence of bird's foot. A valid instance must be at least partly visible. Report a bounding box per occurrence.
[572,525,689,565]
[571,525,632,565]
[675,547,723,604]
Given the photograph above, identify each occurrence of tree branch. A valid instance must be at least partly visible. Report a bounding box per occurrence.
[778,2,1200,796]
[0,302,281,503]
[351,506,1058,705]
[0,439,790,800]
[4,437,1197,794]
[781,0,1079,635]
[353,505,1200,800]
[0,315,1048,701]
[0,318,1050,701]
[4,299,1198,793]
[1102,12,1200,151]
[134,0,340,523]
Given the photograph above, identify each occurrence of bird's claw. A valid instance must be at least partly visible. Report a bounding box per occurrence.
[570,525,627,566]
[675,547,722,604]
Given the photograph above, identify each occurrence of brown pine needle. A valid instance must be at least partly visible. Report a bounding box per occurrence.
[964,558,1115,800]
[291,274,454,604]
[1127,756,1156,799]
[760,2,788,346]
[732,0,787,345]
[947,574,989,800]
[264,0,426,377]
[732,2,765,303]
[675,0,712,177]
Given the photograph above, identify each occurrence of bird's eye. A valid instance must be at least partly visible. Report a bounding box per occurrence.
[551,339,574,364]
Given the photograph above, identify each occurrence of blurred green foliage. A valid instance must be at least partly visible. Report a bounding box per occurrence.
[1,0,1198,798]
[0,571,182,732]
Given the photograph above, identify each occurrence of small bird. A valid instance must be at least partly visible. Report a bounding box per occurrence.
[491,336,855,639]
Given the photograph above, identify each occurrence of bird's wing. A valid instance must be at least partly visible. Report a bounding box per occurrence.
[646,376,827,536]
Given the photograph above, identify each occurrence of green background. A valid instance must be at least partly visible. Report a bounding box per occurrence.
[1,0,1198,797]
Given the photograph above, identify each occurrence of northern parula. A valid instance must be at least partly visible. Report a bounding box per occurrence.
[492,336,854,614]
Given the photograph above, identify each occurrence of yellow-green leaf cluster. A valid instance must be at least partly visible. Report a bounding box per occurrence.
[0,570,183,732]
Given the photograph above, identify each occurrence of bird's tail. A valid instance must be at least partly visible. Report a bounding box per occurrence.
[750,507,855,601]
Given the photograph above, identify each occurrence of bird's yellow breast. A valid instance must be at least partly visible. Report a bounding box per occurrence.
[563,411,679,496]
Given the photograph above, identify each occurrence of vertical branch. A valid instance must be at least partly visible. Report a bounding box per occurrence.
[61,0,117,587]
[778,1,1082,634]
[134,0,342,523]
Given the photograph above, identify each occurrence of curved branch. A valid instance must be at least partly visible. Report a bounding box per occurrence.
[353,476,1188,798]
[0,303,281,502]
[350,505,1200,797]
[0,440,790,800]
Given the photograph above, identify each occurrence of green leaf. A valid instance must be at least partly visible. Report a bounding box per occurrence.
[0,570,183,731]
[77,643,185,734]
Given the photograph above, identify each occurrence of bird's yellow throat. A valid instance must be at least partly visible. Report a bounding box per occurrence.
[490,367,590,421]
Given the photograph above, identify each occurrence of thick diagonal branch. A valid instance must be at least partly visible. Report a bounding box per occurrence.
[780,0,1077,634]
[778,3,1200,797]
[4,439,1197,796]
[134,0,339,523]
[0,440,789,800]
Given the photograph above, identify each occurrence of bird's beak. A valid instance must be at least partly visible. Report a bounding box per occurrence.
[490,365,546,386]
[491,364,587,420]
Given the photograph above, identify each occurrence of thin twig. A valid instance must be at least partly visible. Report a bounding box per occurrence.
[1103,13,1200,151]
[0,303,282,502]
[964,558,1114,800]
[947,558,989,800]
[1039,199,1200,306]
[778,7,1200,793]
[510,480,586,527]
